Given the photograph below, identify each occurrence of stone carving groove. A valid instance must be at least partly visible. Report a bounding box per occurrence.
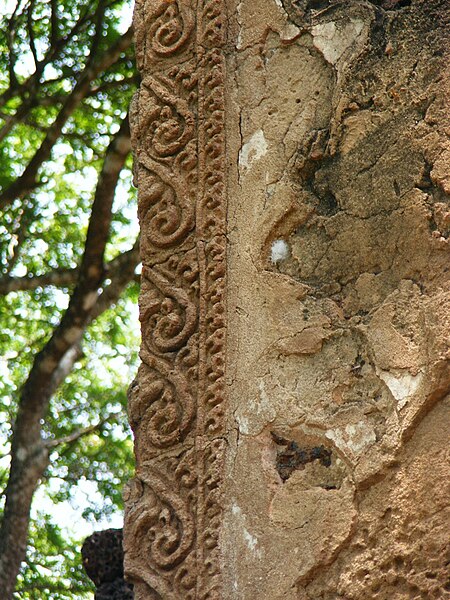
[125,0,227,597]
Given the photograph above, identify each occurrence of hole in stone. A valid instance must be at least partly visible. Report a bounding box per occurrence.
[306,0,331,9]
[350,354,365,378]
[357,568,370,580]
[369,0,412,8]
[416,160,433,190]
[316,190,339,216]
[393,179,401,196]
[271,432,332,482]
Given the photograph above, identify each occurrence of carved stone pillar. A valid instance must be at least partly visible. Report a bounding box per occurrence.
[123,0,227,597]
[124,0,449,598]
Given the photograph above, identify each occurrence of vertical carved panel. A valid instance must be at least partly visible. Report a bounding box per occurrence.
[125,0,227,597]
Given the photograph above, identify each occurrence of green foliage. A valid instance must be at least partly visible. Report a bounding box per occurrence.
[0,0,139,597]
[15,519,95,599]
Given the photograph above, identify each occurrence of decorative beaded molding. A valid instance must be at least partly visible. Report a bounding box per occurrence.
[124,0,227,598]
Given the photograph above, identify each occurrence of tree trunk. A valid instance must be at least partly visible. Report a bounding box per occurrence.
[0,118,132,598]
[0,445,49,598]
[125,0,449,598]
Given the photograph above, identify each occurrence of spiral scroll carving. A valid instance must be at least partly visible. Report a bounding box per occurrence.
[139,78,195,160]
[124,452,197,596]
[140,266,197,354]
[129,360,195,452]
[147,0,194,56]
[133,481,194,570]
[126,0,227,596]
[138,168,195,252]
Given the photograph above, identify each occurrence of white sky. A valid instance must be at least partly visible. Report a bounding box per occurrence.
[33,481,124,536]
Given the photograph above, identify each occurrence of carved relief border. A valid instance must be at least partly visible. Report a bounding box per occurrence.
[124,0,227,598]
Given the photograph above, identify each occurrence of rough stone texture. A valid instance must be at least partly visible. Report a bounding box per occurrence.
[223,0,449,597]
[125,0,449,597]
[82,529,134,599]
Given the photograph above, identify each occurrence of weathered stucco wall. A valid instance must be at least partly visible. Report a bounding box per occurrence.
[125,0,449,598]
[223,1,450,597]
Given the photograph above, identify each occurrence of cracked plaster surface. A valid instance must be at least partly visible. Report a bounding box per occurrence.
[222,0,449,597]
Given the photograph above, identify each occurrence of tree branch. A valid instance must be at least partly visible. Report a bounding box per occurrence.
[0,2,96,109]
[0,268,76,295]
[0,26,134,209]
[0,234,139,295]
[5,1,22,92]
[26,0,38,69]
[45,413,117,449]
[46,344,84,401]
[92,239,140,319]
[88,74,141,96]
[2,198,39,276]
[88,0,108,68]
[0,102,38,144]
[49,0,58,48]
[17,114,131,418]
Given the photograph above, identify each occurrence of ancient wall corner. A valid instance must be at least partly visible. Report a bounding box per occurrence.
[124,0,449,598]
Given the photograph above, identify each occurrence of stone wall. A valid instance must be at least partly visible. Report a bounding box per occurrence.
[124,0,449,598]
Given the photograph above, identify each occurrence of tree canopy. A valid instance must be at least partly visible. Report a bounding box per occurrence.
[0,1,139,597]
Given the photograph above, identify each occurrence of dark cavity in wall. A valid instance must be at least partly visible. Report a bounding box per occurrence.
[281,0,412,30]
[271,432,332,482]
[369,0,412,9]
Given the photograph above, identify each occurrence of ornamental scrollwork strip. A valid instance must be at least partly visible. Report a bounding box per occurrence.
[198,50,226,240]
[197,439,225,596]
[124,451,197,597]
[126,0,227,595]
[201,238,226,438]
[200,0,227,48]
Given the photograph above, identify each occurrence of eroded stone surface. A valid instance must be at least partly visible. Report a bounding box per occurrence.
[223,0,449,597]
[82,529,134,599]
